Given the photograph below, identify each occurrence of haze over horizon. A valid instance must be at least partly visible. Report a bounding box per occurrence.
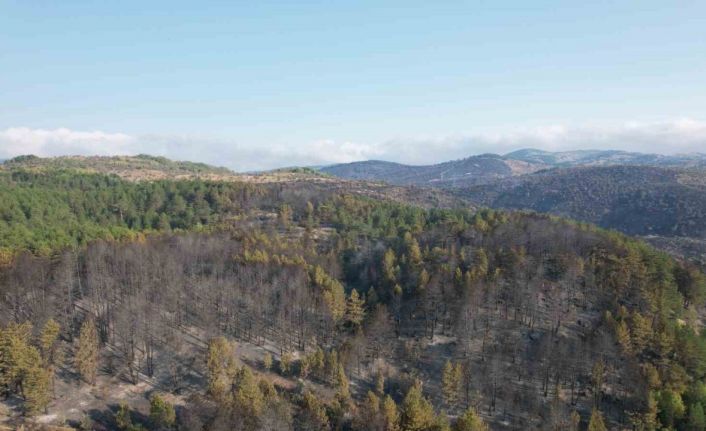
[2,2,706,171]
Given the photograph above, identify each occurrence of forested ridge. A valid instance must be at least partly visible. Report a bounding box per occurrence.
[0,169,260,256]
[1,154,234,179]
[320,150,706,188]
[0,166,468,257]
[456,166,706,239]
[1,167,706,430]
[323,157,706,267]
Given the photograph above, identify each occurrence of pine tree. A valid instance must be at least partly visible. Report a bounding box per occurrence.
[418,269,430,292]
[614,320,632,354]
[453,407,488,431]
[301,391,330,430]
[687,403,705,431]
[641,391,659,430]
[305,200,316,228]
[375,371,385,396]
[400,381,436,431]
[22,347,51,415]
[39,319,61,366]
[205,336,236,401]
[334,363,350,400]
[346,289,366,329]
[453,363,463,403]
[115,402,146,430]
[329,395,347,429]
[312,347,325,377]
[76,318,99,385]
[454,268,463,289]
[383,248,398,284]
[263,352,273,371]
[0,323,51,414]
[115,402,133,430]
[149,393,176,430]
[279,204,293,229]
[587,408,607,431]
[441,361,463,409]
[300,355,313,378]
[382,395,401,431]
[157,213,171,231]
[591,360,605,406]
[366,390,381,415]
[322,277,347,323]
[657,389,686,428]
[472,214,489,233]
[630,312,651,352]
[442,361,458,407]
[280,352,293,376]
[39,319,61,396]
[233,366,265,421]
[435,411,451,431]
[0,322,33,396]
[258,378,277,401]
[405,234,423,268]
[471,249,489,280]
[325,350,339,384]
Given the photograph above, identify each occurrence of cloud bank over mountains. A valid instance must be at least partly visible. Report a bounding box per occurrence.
[1,119,705,171]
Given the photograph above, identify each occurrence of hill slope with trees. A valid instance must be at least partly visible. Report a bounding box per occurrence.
[457,166,706,239]
[324,154,706,266]
[320,149,706,187]
[1,154,235,181]
[1,165,705,430]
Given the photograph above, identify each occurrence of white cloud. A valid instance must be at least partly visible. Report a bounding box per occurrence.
[380,119,706,165]
[0,128,387,171]
[0,127,137,158]
[1,119,705,171]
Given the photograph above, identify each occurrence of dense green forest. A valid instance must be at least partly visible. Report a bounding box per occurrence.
[0,169,259,256]
[1,168,706,430]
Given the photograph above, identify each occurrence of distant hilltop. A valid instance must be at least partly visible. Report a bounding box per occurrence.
[320,148,706,186]
[1,154,235,181]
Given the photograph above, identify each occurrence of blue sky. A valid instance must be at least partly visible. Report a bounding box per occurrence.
[1,1,705,170]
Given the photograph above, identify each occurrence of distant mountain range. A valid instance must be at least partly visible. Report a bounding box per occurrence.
[504,148,706,167]
[320,150,706,260]
[320,149,706,186]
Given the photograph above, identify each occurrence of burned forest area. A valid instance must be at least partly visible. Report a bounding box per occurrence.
[1,168,706,431]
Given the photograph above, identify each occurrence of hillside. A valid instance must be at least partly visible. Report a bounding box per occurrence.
[644,236,706,268]
[320,154,541,186]
[457,165,706,239]
[321,149,706,187]
[0,155,471,214]
[505,148,706,168]
[1,154,237,181]
[0,164,471,257]
[324,154,706,264]
[1,167,706,431]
